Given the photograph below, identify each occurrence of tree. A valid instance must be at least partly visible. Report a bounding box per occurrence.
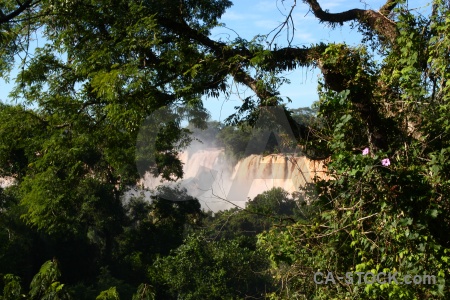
[256,3,450,298]
[0,0,41,76]
[0,1,37,25]
[1,0,450,298]
[113,187,203,284]
[0,184,39,287]
[202,187,305,255]
[27,259,70,300]
[290,106,319,127]
[1,260,156,300]
[149,232,273,299]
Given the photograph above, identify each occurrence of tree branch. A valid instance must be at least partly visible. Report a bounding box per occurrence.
[0,0,36,25]
[157,13,396,154]
[303,0,398,43]
[380,0,398,16]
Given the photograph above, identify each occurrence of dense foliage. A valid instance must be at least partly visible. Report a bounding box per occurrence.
[1,0,450,299]
[1,187,301,299]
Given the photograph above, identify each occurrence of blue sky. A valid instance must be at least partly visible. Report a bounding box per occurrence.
[0,0,429,122]
[205,0,429,122]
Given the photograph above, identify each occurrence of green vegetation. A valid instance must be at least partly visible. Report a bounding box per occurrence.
[191,106,319,162]
[0,188,301,299]
[0,0,450,299]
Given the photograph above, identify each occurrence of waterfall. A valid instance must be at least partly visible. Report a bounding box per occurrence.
[142,147,327,211]
[0,177,15,188]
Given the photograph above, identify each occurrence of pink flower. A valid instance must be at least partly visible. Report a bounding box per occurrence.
[362,148,369,155]
[381,158,390,166]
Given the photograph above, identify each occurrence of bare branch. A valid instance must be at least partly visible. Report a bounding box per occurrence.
[268,0,297,47]
[157,13,395,154]
[303,0,398,43]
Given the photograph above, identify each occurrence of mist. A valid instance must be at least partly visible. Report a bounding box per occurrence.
[139,127,327,211]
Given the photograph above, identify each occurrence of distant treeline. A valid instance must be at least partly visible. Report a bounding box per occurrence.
[187,106,319,162]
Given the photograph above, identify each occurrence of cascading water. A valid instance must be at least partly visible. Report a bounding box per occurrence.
[0,177,14,188]
[142,147,327,211]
